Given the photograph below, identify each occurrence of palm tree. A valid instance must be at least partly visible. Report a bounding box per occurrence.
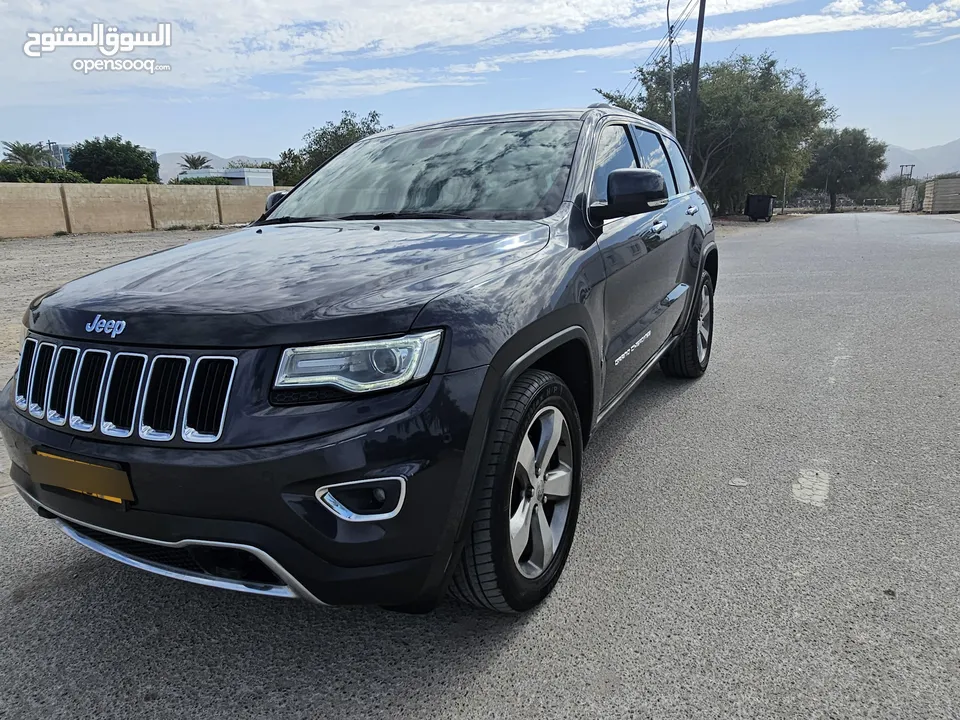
[2,140,54,166]
[179,153,212,170]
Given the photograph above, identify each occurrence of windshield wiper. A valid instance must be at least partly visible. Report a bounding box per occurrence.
[332,211,471,220]
[257,215,340,225]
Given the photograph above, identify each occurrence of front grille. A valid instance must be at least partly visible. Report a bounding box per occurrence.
[28,343,56,418]
[183,357,237,442]
[15,337,238,444]
[101,354,147,437]
[69,350,110,432]
[14,338,38,410]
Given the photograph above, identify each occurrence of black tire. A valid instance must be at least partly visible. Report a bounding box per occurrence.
[449,369,583,613]
[660,270,715,379]
[764,216,772,223]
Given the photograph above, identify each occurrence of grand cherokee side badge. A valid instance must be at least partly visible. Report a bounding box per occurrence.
[85,314,126,338]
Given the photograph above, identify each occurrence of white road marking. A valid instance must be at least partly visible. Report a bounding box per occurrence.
[792,469,832,508]
[729,477,748,487]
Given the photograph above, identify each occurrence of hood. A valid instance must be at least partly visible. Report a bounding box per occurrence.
[27,219,550,348]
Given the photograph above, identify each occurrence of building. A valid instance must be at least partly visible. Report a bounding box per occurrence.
[178,168,274,186]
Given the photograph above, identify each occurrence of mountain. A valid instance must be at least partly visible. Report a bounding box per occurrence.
[884,138,960,179]
[158,151,274,182]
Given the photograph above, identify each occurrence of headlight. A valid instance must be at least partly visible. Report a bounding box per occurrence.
[274,330,443,393]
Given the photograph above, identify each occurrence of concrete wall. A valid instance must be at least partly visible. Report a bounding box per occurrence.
[0,183,298,239]
[62,184,153,234]
[148,185,220,229]
[217,186,273,225]
[0,184,68,237]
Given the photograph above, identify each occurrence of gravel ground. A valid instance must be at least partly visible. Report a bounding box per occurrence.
[1,213,959,719]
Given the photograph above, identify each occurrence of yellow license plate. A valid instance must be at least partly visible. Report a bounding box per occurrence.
[27,451,134,505]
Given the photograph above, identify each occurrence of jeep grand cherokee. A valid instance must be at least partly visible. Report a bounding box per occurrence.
[1,105,717,613]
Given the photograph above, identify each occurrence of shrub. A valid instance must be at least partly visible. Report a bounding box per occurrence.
[169,176,231,186]
[0,164,89,183]
[101,176,153,184]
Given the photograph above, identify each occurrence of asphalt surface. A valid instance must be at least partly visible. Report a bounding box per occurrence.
[1,213,959,719]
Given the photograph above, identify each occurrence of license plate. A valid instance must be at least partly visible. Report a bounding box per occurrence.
[27,451,134,505]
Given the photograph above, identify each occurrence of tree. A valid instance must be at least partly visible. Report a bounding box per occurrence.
[263,149,307,186]
[801,127,888,212]
[598,53,834,214]
[2,140,54,166]
[179,153,212,170]
[67,135,160,183]
[301,110,391,174]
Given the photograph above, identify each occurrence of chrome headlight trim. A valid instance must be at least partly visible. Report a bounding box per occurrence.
[274,329,443,393]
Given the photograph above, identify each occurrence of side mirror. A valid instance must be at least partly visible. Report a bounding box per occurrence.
[591,168,668,222]
[265,190,287,214]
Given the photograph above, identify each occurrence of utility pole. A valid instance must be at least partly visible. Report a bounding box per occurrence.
[685,0,708,150]
[782,171,788,215]
[666,0,678,136]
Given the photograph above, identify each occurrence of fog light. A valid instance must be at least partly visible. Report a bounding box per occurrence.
[315,477,406,523]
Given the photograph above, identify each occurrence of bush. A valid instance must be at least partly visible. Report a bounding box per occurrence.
[101,176,154,184]
[0,164,89,183]
[169,176,231,186]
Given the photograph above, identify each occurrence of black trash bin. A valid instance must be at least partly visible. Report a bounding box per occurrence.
[744,194,777,222]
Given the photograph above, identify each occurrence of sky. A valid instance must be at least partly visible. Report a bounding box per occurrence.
[1,0,958,159]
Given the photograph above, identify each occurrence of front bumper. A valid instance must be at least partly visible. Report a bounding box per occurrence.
[0,365,492,607]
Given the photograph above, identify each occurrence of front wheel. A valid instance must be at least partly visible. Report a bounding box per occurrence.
[450,370,583,613]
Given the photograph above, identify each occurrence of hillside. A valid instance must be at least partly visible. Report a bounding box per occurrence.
[158,151,274,182]
[884,138,960,179]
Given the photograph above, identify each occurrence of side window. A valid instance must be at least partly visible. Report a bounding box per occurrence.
[664,137,696,194]
[591,125,637,204]
[633,126,677,196]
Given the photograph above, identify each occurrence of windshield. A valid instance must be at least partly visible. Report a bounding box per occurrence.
[266,120,583,222]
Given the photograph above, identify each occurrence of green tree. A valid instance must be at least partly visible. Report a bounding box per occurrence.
[801,127,888,212]
[301,110,391,173]
[2,140,54,166]
[263,149,307,186]
[179,153,212,170]
[598,53,834,214]
[67,135,160,183]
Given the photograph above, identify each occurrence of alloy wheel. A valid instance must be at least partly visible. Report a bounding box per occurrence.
[509,406,573,579]
[697,284,712,364]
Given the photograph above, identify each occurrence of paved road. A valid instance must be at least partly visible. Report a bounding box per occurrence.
[1,214,959,719]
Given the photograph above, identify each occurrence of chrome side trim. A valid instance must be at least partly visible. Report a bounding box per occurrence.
[68,348,111,433]
[46,346,80,427]
[181,356,239,444]
[14,338,38,411]
[27,342,56,418]
[596,337,678,426]
[33,500,325,605]
[315,477,407,523]
[100,352,148,438]
[138,355,190,442]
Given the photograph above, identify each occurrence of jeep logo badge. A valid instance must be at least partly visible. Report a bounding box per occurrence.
[84,314,126,339]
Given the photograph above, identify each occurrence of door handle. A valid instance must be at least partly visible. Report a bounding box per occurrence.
[652,220,669,233]
[686,206,699,216]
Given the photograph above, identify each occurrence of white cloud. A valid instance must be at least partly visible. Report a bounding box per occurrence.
[822,0,864,14]
[913,28,960,40]
[0,0,957,105]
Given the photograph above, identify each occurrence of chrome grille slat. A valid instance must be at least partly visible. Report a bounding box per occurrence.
[28,343,56,418]
[138,355,189,442]
[16,337,236,444]
[182,357,238,444]
[14,338,38,410]
[46,346,79,426]
[100,353,148,438]
[69,349,111,432]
